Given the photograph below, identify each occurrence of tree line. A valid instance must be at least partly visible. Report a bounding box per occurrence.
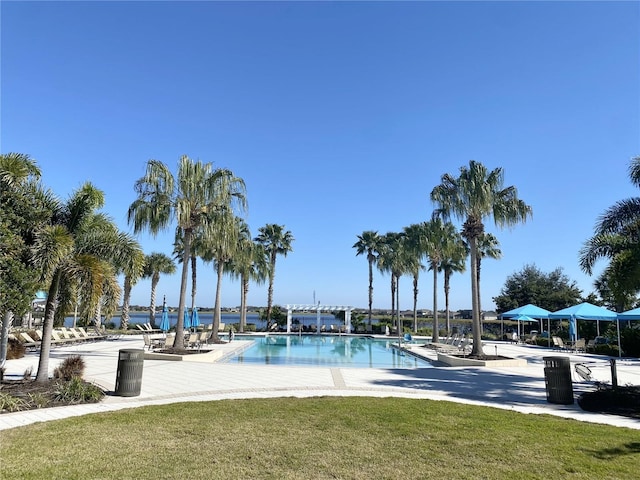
[0,153,293,381]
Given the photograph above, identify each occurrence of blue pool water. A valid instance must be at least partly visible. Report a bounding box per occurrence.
[224,335,433,368]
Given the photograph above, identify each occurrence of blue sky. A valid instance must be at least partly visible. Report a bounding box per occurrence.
[2,1,639,312]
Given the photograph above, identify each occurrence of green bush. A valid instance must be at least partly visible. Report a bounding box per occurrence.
[0,393,27,413]
[54,377,104,404]
[621,325,640,358]
[592,344,621,357]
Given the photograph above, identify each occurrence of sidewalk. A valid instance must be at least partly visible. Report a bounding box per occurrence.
[2,336,639,431]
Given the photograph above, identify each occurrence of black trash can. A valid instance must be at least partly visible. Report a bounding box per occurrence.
[543,356,573,405]
[115,349,144,397]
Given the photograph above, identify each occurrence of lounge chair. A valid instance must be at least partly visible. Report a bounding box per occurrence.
[143,334,164,351]
[187,333,200,350]
[552,336,568,351]
[575,363,593,382]
[164,334,175,349]
[573,338,586,353]
[19,332,41,350]
[198,331,209,345]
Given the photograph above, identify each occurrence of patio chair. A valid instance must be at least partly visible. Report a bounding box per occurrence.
[573,338,586,353]
[198,331,209,345]
[19,332,41,350]
[164,334,175,349]
[187,333,200,350]
[552,336,568,351]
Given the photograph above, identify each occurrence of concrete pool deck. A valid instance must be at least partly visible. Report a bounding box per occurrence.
[2,334,639,431]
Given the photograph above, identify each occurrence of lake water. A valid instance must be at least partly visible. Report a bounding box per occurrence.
[64,312,340,331]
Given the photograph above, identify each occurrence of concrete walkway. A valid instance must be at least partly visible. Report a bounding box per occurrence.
[2,335,639,431]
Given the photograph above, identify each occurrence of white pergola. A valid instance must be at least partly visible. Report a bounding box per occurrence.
[285,304,354,334]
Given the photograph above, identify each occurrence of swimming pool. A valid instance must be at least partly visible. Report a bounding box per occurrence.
[224,335,433,368]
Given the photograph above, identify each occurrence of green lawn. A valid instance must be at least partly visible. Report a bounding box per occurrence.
[2,397,638,479]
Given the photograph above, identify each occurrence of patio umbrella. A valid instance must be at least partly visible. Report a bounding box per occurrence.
[512,314,537,337]
[501,304,551,340]
[549,302,620,356]
[183,308,191,331]
[191,307,200,330]
[159,302,170,332]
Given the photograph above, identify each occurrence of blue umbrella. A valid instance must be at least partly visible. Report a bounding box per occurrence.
[184,308,191,330]
[160,303,170,332]
[191,307,200,329]
[549,302,619,355]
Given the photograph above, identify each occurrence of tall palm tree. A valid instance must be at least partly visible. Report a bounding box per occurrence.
[128,155,246,349]
[377,232,410,332]
[227,224,268,333]
[438,235,467,335]
[580,157,640,306]
[475,232,502,328]
[33,183,141,382]
[115,236,145,330]
[402,224,427,333]
[201,212,242,341]
[142,252,177,327]
[254,224,294,328]
[423,217,459,343]
[353,230,384,330]
[431,160,532,356]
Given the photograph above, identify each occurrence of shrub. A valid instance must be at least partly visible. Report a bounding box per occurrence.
[0,393,27,412]
[54,377,104,404]
[53,355,85,381]
[7,337,25,360]
[621,325,640,358]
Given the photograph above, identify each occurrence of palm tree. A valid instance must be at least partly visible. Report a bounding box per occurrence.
[475,232,502,328]
[173,227,206,312]
[115,236,145,330]
[128,155,246,349]
[227,225,268,333]
[377,232,410,333]
[438,236,467,335]
[254,224,294,328]
[402,224,427,333]
[353,231,384,330]
[580,157,640,307]
[142,252,176,327]
[33,183,141,382]
[201,212,242,342]
[431,160,532,356]
[423,217,460,343]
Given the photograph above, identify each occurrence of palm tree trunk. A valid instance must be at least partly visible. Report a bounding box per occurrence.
[240,275,249,333]
[190,254,197,310]
[175,229,192,350]
[210,261,224,342]
[120,276,131,330]
[412,273,418,333]
[149,274,159,328]
[36,271,62,383]
[444,271,451,335]
[0,311,13,368]
[390,276,396,324]
[469,237,484,356]
[476,257,483,334]
[432,264,439,344]
[266,253,276,327]
[396,276,401,341]
[367,257,374,328]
